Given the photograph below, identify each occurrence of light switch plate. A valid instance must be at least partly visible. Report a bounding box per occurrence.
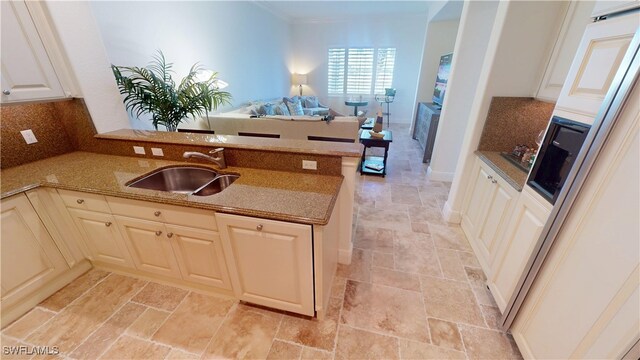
[20,129,38,144]
[133,146,146,155]
[302,160,317,170]
[151,148,164,156]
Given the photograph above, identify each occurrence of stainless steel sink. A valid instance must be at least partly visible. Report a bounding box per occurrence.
[127,166,238,196]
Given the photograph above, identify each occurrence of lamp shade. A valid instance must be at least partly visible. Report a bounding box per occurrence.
[292,73,308,85]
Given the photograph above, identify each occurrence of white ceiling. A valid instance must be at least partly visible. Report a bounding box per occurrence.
[254,1,431,22]
[431,0,464,22]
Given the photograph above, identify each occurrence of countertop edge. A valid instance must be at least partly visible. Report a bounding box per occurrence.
[475,151,526,192]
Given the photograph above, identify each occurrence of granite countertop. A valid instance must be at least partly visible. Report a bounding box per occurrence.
[475,151,528,191]
[0,152,343,225]
[97,129,363,158]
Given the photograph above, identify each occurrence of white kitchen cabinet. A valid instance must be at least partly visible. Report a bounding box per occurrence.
[166,224,232,290]
[67,208,133,268]
[591,0,639,17]
[0,0,65,103]
[1,194,68,320]
[488,186,552,313]
[536,1,595,102]
[216,213,315,316]
[461,157,518,275]
[555,12,638,122]
[114,216,182,279]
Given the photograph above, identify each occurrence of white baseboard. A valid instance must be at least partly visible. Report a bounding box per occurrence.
[338,245,353,265]
[442,200,462,224]
[427,166,455,182]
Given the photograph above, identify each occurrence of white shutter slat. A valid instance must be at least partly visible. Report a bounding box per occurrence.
[328,48,346,95]
[346,48,374,95]
[374,48,396,95]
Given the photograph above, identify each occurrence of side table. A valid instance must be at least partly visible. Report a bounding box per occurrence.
[359,130,393,176]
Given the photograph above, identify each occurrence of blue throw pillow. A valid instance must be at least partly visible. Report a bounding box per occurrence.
[260,103,275,115]
[275,103,290,116]
[304,96,319,108]
[286,100,304,116]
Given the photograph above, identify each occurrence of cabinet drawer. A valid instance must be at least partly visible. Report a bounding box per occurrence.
[58,189,110,213]
[106,196,217,231]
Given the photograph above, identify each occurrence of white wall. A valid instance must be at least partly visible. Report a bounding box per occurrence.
[426,1,498,181]
[90,1,292,130]
[442,0,568,221]
[290,15,428,124]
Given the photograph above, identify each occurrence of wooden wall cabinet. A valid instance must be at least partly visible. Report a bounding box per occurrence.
[412,102,441,163]
[0,1,65,103]
[461,157,518,275]
[216,213,315,316]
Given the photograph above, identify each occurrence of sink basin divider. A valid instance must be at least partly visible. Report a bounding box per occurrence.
[190,175,225,196]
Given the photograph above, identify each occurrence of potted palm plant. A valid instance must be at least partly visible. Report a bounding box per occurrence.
[111,51,231,131]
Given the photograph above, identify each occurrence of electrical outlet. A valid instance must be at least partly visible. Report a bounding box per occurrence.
[133,146,146,155]
[151,148,164,156]
[20,129,38,144]
[302,160,317,170]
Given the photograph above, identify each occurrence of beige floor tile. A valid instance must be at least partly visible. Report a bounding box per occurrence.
[465,267,488,287]
[437,248,468,282]
[3,307,54,339]
[410,222,431,234]
[70,302,146,359]
[204,305,281,359]
[276,297,341,351]
[127,307,170,339]
[398,338,466,359]
[335,325,399,360]
[372,251,394,269]
[1,335,33,360]
[481,305,503,330]
[354,226,395,253]
[458,251,482,268]
[330,276,347,299]
[459,325,522,359]
[100,335,170,360]
[336,248,372,282]
[39,269,109,312]
[152,292,235,353]
[301,347,334,360]
[165,348,200,359]
[393,234,442,277]
[407,206,443,224]
[266,340,303,360]
[471,285,498,307]
[390,185,423,206]
[358,208,412,232]
[374,201,408,212]
[341,280,428,342]
[131,282,189,311]
[421,276,485,327]
[26,274,146,353]
[371,267,421,292]
[427,318,464,351]
[429,224,472,251]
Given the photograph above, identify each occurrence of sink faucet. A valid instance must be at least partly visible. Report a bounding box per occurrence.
[183,148,227,169]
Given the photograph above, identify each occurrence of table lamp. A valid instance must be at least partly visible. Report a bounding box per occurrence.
[292,74,308,96]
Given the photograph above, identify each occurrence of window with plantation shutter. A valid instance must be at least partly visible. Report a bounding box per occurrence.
[328,48,345,95]
[346,48,374,95]
[374,48,396,94]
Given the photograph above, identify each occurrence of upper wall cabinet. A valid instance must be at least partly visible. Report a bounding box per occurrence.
[536,1,595,102]
[591,0,639,17]
[1,1,65,103]
[554,12,638,123]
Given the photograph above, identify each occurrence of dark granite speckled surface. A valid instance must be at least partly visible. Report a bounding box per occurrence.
[0,152,343,225]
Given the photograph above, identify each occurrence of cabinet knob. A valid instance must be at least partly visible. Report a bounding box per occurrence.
[77,199,85,204]
[487,175,493,180]
[491,179,498,184]
[105,221,112,227]
[256,224,263,231]
[154,211,161,217]
[3,90,10,95]
[155,230,162,236]
[167,232,174,238]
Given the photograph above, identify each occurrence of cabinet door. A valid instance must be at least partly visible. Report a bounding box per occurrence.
[477,178,518,276]
[0,1,64,102]
[67,208,133,268]
[461,160,493,244]
[488,188,551,312]
[216,213,314,316]
[166,224,232,290]
[1,194,68,308]
[555,13,638,122]
[114,216,181,278]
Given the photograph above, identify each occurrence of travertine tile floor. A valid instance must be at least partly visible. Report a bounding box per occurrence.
[1,124,522,359]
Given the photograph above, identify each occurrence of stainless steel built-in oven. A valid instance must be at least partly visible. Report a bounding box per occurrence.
[527,116,591,204]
